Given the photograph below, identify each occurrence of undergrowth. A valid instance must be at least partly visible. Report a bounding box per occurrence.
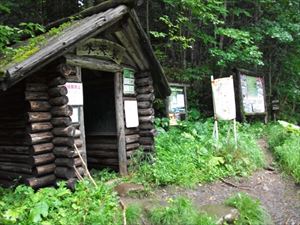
[225,192,271,225]
[130,119,264,187]
[266,121,300,183]
[0,180,122,225]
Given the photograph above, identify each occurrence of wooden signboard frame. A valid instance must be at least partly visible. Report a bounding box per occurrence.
[233,68,268,123]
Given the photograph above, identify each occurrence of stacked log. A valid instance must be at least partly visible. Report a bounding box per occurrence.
[49,75,84,182]
[24,80,56,188]
[86,134,119,171]
[135,72,156,152]
[125,128,140,159]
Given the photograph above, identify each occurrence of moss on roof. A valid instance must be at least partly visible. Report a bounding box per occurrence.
[0,21,75,78]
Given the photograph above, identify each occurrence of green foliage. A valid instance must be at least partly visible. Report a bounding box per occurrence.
[266,122,300,183]
[132,119,264,187]
[226,193,271,225]
[0,181,122,225]
[126,204,143,225]
[148,197,216,225]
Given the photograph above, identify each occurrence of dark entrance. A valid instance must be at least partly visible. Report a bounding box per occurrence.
[82,69,119,171]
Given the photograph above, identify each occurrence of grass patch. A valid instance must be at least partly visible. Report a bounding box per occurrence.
[147,197,216,225]
[266,121,300,183]
[0,180,122,225]
[225,192,271,225]
[130,119,264,187]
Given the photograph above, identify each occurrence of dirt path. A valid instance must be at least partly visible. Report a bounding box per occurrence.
[123,139,300,224]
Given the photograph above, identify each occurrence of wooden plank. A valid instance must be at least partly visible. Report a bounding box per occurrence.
[66,55,123,73]
[5,5,130,88]
[114,71,127,175]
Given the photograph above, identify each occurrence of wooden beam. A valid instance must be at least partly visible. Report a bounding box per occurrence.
[65,55,122,73]
[114,72,128,175]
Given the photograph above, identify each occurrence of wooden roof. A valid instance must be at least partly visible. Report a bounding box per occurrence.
[0,0,170,98]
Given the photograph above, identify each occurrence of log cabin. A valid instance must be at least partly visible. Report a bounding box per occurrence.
[0,0,170,188]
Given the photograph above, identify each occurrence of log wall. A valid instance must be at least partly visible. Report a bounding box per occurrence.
[135,71,156,152]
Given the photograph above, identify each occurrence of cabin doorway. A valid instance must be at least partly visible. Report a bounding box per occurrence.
[82,69,119,171]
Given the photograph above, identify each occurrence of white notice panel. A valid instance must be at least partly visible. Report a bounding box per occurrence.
[64,83,83,106]
[124,100,139,128]
[211,76,236,121]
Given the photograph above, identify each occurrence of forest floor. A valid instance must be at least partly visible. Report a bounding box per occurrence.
[122,139,300,225]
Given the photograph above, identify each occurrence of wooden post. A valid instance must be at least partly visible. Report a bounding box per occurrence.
[114,71,127,176]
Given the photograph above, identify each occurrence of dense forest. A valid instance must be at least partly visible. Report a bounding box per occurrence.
[1,0,300,121]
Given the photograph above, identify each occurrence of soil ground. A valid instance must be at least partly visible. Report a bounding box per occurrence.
[123,139,300,225]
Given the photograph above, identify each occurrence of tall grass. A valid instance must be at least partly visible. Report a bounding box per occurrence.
[131,119,264,187]
[266,122,300,183]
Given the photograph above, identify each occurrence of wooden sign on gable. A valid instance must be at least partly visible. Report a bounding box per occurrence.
[76,38,125,64]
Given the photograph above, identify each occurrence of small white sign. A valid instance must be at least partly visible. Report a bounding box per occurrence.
[64,82,83,106]
[124,100,139,128]
[211,76,236,121]
[71,107,79,123]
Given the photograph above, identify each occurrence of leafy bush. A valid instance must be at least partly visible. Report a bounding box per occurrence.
[126,204,143,225]
[132,119,264,187]
[266,122,300,182]
[148,197,216,225]
[226,193,271,225]
[0,181,122,225]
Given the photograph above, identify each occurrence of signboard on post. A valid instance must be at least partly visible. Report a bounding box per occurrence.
[211,76,237,146]
[124,100,139,128]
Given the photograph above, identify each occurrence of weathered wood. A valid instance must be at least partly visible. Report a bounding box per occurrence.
[49,76,67,87]
[28,101,51,112]
[0,146,30,154]
[0,120,26,128]
[57,63,77,77]
[73,129,81,138]
[75,138,83,148]
[32,143,54,155]
[137,101,152,109]
[26,83,48,92]
[51,105,73,117]
[135,71,151,79]
[138,108,154,116]
[33,153,55,166]
[114,71,127,175]
[52,126,76,137]
[136,86,154,94]
[139,129,156,137]
[125,128,139,135]
[139,122,154,130]
[25,91,49,100]
[139,115,155,123]
[0,164,32,174]
[51,117,72,127]
[137,93,155,101]
[55,167,84,179]
[27,112,52,122]
[0,170,31,180]
[65,55,123,72]
[126,142,140,150]
[48,86,68,97]
[27,122,53,133]
[49,96,69,106]
[53,147,82,158]
[53,137,74,146]
[141,145,155,152]
[6,5,130,88]
[139,137,154,145]
[0,154,32,164]
[86,143,117,150]
[34,164,56,176]
[25,174,56,188]
[88,151,118,158]
[55,158,82,167]
[87,157,119,166]
[125,134,139,144]
[135,77,153,87]
[26,132,53,145]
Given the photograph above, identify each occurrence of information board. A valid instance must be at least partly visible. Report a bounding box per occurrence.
[211,76,236,121]
[169,87,186,113]
[123,68,135,95]
[240,74,265,114]
[124,100,139,128]
[64,82,83,106]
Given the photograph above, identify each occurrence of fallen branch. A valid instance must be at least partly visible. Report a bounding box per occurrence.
[220,178,252,190]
